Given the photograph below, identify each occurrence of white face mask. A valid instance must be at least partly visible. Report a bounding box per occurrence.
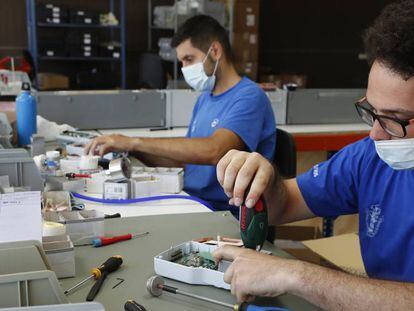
[374,138,414,170]
[181,47,220,92]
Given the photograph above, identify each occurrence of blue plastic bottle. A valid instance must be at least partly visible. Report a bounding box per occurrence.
[16,82,37,146]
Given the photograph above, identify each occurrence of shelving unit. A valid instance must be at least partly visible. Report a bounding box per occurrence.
[147,0,234,88]
[26,0,126,89]
[37,23,121,29]
[39,56,121,61]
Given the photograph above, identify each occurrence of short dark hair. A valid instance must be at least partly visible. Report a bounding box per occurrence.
[364,0,414,80]
[171,15,233,62]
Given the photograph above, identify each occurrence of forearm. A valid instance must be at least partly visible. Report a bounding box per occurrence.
[265,169,288,225]
[289,261,414,311]
[265,175,305,225]
[131,137,230,165]
[131,151,183,168]
[266,171,315,225]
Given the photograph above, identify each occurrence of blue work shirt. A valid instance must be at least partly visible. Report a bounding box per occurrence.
[184,77,276,213]
[297,137,414,282]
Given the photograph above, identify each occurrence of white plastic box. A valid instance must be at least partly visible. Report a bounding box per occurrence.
[103,179,131,200]
[43,210,104,246]
[43,191,71,211]
[65,143,86,156]
[42,235,75,278]
[132,176,161,198]
[85,171,108,194]
[154,241,231,290]
[133,167,184,193]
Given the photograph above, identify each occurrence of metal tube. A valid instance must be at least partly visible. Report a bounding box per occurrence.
[148,275,234,309]
[175,289,234,309]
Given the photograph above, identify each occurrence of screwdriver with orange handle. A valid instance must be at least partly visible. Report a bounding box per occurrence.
[64,255,123,296]
[92,232,149,247]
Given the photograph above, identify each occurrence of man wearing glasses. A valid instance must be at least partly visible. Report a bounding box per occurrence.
[213,1,414,309]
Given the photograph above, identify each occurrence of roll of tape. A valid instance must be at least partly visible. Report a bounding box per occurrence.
[79,155,99,170]
[43,221,66,237]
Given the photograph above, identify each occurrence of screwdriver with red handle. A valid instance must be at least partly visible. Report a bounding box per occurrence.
[92,232,149,247]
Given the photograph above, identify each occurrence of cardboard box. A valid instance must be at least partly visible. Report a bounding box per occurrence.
[235,61,258,80]
[276,224,322,241]
[38,73,69,90]
[280,241,339,269]
[274,225,336,268]
[233,31,259,62]
[275,226,365,276]
[234,0,260,32]
[303,233,367,277]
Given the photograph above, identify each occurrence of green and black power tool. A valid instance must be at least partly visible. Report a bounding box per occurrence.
[239,196,268,251]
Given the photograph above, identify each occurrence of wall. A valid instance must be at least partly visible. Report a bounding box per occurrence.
[259,0,395,88]
[1,0,397,89]
[0,0,27,51]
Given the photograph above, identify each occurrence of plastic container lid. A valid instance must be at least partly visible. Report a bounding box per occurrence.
[21,82,31,91]
[46,151,60,159]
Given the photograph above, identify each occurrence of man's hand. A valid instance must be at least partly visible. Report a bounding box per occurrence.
[217,150,275,208]
[85,134,137,157]
[213,245,299,303]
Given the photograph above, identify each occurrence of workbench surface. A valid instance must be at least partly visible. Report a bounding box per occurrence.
[60,212,321,311]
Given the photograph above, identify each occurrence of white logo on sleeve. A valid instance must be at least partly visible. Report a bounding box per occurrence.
[211,118,219,128]
[191,120,197,133]
[366,205,384,238]
[312,164,319,177]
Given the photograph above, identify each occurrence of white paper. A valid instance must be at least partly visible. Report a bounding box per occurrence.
[0,191,42,243]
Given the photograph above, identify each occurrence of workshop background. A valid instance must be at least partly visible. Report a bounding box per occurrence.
[0,0,396,276]
[0,0,394,90]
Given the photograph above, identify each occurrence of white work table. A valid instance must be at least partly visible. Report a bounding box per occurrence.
[81,192,211,218]
[79,122,370,217]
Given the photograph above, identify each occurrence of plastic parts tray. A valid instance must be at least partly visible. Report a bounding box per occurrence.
[0,270,68,308]
[0,240,68,308]
[1,302,105,310]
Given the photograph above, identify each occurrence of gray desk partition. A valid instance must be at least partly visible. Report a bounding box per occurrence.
[166,90,200,128]
[60,212,320,311]
[287,89,365,124]
[37,91,166,130]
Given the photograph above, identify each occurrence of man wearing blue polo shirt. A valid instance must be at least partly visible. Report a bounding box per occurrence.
[214,1,414,309]
[86,15,276,212]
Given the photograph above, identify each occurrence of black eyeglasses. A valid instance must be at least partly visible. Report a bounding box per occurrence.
[355,97,412,138]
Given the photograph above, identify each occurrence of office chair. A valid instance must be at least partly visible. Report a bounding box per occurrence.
[267,128,297,242]
[274,128,297,178]
[137,53,166,89]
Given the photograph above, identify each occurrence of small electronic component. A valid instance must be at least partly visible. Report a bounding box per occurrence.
[172,251,218,270]
[170,249,183,261]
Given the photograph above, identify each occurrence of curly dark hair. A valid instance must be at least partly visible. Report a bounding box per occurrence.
[364,0,414,80]
[171,15,233,62]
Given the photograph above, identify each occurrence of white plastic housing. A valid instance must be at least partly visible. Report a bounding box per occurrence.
[154,241,231,290]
